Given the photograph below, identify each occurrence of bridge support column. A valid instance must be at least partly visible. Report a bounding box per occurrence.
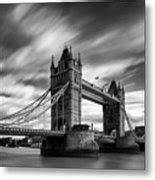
[118,104,125,138]
[102,106,104,132]
[103,101,125,138]
[103,103,119,135]
[104,80,125,138]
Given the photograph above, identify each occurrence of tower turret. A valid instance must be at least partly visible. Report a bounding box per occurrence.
[69,46,73,59]
[60,46,71,61]
[78,53,82,67]
[50,45,82,131]
[50,55,55,74]
[108,80,118,97]
[117,83,125,105]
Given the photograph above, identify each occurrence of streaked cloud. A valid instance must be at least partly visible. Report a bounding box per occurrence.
[0,2,145,130]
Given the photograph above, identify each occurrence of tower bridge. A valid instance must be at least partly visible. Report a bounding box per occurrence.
[0,46,126,137]
[50,46,125,137]
[0,46,142,155]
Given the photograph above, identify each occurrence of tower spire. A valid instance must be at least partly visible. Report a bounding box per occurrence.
[122,83,125,92]
[69,45,72,58]
[78,53,81,66]
[51,55,55,69]
[64,42,68,49]
[118,81,121,89]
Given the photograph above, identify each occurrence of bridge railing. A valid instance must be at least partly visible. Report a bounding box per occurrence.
[0,126,65,137]
[82,79,104,91]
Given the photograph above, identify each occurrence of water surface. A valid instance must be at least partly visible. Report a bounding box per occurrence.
[0,147,145,170]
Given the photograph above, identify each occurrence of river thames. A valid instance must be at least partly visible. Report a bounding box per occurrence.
[0,147,145,170]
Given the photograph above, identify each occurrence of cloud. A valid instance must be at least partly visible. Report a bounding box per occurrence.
[21,77,49,90]
[0,5,33,57]
[0,2,145,130]
[0,92,12,98]
[83,58,134,82]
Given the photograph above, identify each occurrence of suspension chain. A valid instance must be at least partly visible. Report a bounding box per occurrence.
[121,105,143,141]
[0,82,69,127]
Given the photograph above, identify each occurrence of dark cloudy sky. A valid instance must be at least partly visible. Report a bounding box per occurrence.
[0,1,145,130]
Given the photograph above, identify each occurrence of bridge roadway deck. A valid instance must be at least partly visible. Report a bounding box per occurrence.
[0,127,65,137]
[0,126,117,142]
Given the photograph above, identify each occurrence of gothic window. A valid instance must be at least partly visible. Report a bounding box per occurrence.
[65,62,68,69]
[74,60,78,68]
[109,108,113,123]
[74,72,79,84]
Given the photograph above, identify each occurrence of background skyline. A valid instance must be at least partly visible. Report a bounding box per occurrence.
[0,1,145,131]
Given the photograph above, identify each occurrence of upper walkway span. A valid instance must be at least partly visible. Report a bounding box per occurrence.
[82,79,120,104]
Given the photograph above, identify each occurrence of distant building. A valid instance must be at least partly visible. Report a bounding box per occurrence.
[0,137,12,146]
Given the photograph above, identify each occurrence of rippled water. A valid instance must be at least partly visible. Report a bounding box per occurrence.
[0,147,145,170]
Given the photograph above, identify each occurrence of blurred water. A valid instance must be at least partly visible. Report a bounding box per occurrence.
[0,147,145,170]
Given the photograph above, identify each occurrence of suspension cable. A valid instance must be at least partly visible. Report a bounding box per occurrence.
[0,88,51,121]
[2,82,69,127]
[0,89,50,126]
[121,106,142,141]
[19,83,69,125]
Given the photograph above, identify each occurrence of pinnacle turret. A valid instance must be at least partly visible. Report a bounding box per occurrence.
[51,55,55,69]
[60,45,71,61]
[78,53,81,66]
[69,46,73,59]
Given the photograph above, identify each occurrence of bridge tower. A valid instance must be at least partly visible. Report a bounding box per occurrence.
[103,81,125,137]
[50,46,82,131]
